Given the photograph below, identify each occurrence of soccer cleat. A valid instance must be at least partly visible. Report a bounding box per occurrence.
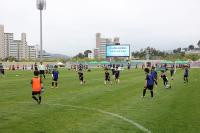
[36,99,39,103]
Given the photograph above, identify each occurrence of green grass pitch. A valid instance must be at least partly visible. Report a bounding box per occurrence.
[0,68,200,133]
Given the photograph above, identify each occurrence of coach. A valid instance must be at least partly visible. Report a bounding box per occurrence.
[38,62,46,79]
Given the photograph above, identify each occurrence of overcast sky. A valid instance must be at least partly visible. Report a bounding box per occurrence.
[1,0,200,56]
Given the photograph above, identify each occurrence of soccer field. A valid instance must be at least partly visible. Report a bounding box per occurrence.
[0,68,200,133]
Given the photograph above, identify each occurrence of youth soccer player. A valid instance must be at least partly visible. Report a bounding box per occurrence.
[142,68,154,98]
[77,64,85,85]
[184,65,189,84]
[0,64,5,76]
[127,63,131,70]
[111,65,115,77]
[160,70,171,88]
[170,65,175,80]
[31,70,43,104]
[104,68,112,85]
[78,71,85,85]
[151,66,158,86]
[115,67,120,84]
[34,62,38,70]
[52,65,59,88]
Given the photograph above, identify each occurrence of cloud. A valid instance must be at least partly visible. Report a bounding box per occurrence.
[1,0,200,56]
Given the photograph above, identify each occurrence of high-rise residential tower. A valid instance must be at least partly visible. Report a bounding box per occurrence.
[94,33,120,58]
[0,24,38,60]
[21,33,28,59]
[0,25,5,59]
[4,33,14,58]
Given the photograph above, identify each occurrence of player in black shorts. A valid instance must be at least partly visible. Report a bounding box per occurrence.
[160,70,171,88]
[77,64,85,85]
[115,67,120,84]
[78,71,85,85]
[104,68,112,85]
[183,65,189,84]
[0,65,5,76]
[151,66,158,86]
[111,64,115,77]
[142,68,154,98]
[170,65,175,80]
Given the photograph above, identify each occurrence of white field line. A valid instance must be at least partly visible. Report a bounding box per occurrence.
[16,102,151,133]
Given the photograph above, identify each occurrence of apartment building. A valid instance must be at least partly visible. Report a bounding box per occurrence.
[95,33,120,58]
[0,25,38,60]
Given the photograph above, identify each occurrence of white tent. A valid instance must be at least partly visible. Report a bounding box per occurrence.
[57,62,65,67]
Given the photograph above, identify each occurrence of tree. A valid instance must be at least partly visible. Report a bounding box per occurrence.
[177,48,181,53]
[173,49,177,53]
[197,40,200,48]
[185,54,200,61]
[75,53,85,59]
[132,46,169,60]
[188,45,195,50]
[84,50,92,57]
[3,56,17,62]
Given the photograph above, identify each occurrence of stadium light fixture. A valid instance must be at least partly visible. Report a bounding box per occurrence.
[36,0,46,61]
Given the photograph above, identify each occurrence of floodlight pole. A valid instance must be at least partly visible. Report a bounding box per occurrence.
[36,0,46,62]
[40,10,43,62]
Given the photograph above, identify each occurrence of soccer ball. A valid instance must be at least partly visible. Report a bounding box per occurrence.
[165,84,171,89]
